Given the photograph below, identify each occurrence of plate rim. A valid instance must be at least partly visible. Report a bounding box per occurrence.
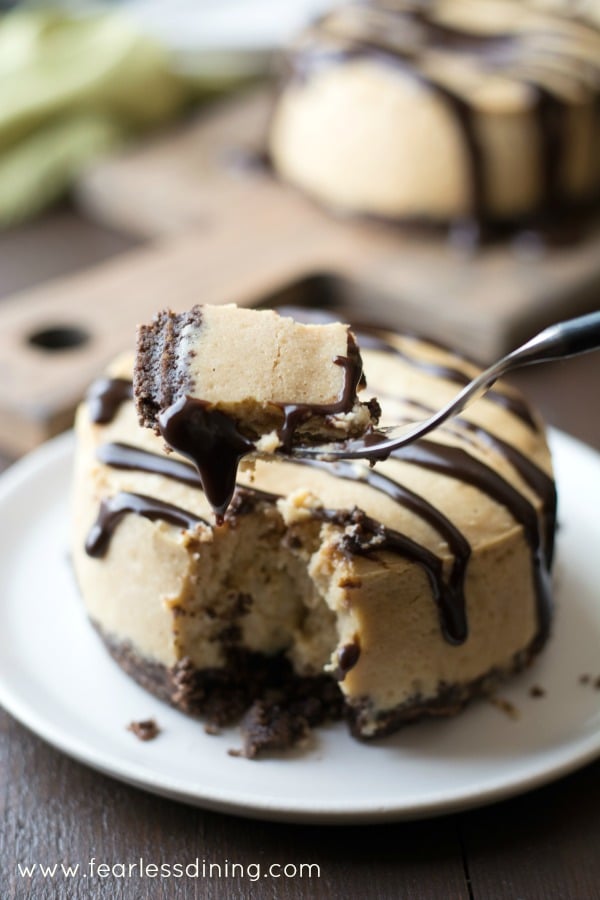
[0,428,599,824]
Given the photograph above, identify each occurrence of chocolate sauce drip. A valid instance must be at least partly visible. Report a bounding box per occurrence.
[335,640,361,680]
[393,439,552,644]
[324,506,464,642]
[97,441,202,487]
[401,399,557,564]
[450,420,556,564]
[355,330,538,429]
[297,456,470,643]
[85,492,206,558]
[403,10,493,219]
[535,84,567,214]
[277,340,366,450]
[431,85,485,223]
[96,442,280,506]
[481,431,557,565]
[157,334,366,521]
[87,377,133,425]
[158,397,256,526]
[337,641,361,674]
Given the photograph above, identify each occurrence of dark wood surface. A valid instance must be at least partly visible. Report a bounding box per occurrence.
[0,209,599,900]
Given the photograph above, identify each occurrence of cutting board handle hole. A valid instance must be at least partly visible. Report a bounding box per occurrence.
[27,325,90,353]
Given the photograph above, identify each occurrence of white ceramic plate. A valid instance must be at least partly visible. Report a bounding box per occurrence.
[0,429,599,824]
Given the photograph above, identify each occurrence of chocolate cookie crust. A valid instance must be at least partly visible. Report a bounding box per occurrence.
[96,623,541,756]
[135,306,203,429]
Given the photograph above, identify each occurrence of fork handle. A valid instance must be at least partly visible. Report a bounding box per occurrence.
[512,311,600,367]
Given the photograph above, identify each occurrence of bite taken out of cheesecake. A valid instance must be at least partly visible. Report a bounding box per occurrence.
[71,309,556,757]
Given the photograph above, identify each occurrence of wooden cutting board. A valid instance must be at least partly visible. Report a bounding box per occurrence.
[1,88,599,455]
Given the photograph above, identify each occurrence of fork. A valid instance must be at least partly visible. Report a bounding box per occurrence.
[290,310,600,461]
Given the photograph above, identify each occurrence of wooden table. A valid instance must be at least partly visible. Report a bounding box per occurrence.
[0,209,599,900]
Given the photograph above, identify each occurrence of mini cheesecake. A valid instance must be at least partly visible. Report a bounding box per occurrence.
[71,314,556,756]
[269,0,600,227]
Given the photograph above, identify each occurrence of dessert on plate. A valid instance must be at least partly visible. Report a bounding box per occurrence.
[71,305,556,756]
[268,0,600,228]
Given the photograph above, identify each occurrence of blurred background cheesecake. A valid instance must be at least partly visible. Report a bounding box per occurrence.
[269,0,600,228]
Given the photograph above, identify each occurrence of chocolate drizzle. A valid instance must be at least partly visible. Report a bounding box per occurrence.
[134,305,371,523]
[286,1,600,229]
[450,420,556,564]
[276,339,367,450]
[89,427,554,647]
[329,507,467,643]
[85,491,206,558]
[402,398,557,564]
[296,457,471,643]
[479,429,557,565]
[96,442,280,506]
[87,377,133,425]
[337,641,361,676]
[392,440,552,645]
[326,38,487,219]
[355,329,538,429]
[157,333,367,522]
[535,83,568,215]
[158,397,256,525]
[97,441,204,488]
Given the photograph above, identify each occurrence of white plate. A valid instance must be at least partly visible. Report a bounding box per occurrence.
[0,429,599,823]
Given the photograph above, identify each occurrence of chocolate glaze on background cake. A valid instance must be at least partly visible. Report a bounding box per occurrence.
[269,0,600,236]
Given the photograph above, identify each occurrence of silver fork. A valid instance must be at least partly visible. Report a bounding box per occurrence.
[291,310,600,461]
